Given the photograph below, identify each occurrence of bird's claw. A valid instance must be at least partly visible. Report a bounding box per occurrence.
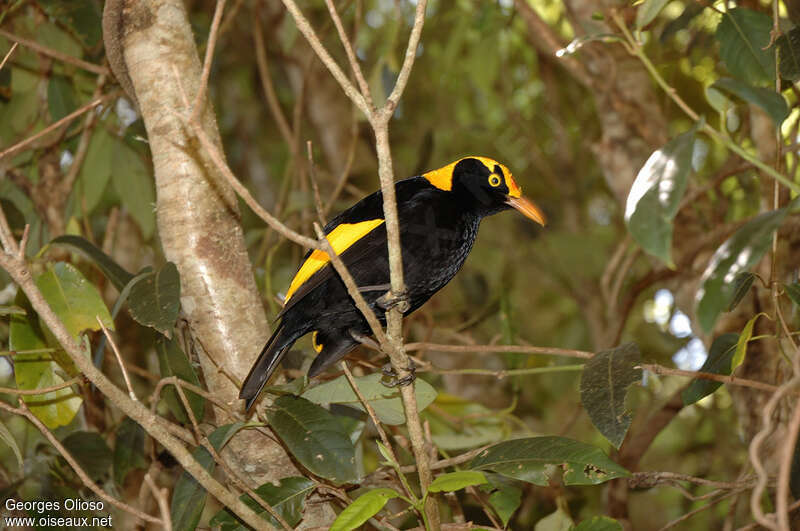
[380,361,416,387]
[377,290,411,313]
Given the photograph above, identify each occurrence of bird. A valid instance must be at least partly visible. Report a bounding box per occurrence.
[240,156,546,409]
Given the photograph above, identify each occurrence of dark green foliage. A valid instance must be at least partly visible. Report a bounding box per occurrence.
[210,477,315,530]
[682,334,739,405]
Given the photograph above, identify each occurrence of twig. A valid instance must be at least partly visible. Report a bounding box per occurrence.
[0,97,107,162]
[97,316,137,401]
[62,74,108,196]
[0,376,81,396]
[0,398,162,524]
[253,14,294,148]
[191,0,227,124]
[143,471,171,530]
[399,445,491,473]
[0,29,108,75]
[307,142,327,227]
[323,0,373,109]
[737,498,800,530]
[405,342,592,359]
[630,471,755,491]
[658,489,742,531]
[420,364,584,378]
[0,41,18,71]
[150,376,236,418]
[641,363,787,395]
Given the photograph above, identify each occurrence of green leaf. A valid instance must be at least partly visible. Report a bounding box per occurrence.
[428,471,487,493]
[573,516,624,531]
[635,0,669,30]
[625,128,696,265]
[778,27,800,81]
[47,75,76,121]
[330,488,400,531]
[113,417,148,486]
[171,423,244,531]
[75,127,114,215]
[424,394,506,451]
[534,506,573,531]
[112,141,156,239]
[61,431,113,481]
[785,282,800,307]
[10,293,82,429]
[302,373,437,425]
[267,396,359,484]
[681,334,739,405]
[696,208,791,333]
[0,420,23,470]
[716,8,775,85]
[579,344,641,449]
[35,262,114,338]
[712,78,789,126]
[128,262,180,337]
[155,336,205,423]
[50,235,134,291]
[209,477,315,530]
[38,0,102,48]
[732,313,763,370]
[468,437,629,486]
[727,272,755,312]
[488,484,522,527]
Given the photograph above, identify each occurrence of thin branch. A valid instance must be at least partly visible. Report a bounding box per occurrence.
[0,96,108,162]
[405,342,592,359]
[143,471,171,530]
[0,41,18,71]
[150,376,236,418]
[382,0,428,112]
[0,376,81,396]
[97,316,137,401]
[0,29,109,75]
[323,0,373,109]
[191,0,227,124]
[0,398,162,524]
[253,14,295,148]
[658,489,742,531]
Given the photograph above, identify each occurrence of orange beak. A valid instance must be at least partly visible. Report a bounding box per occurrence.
[505,196,546,226]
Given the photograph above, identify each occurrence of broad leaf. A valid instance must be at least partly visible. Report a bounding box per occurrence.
[716,8,775,85]
[635,0,670,30]
[50,235,134,291]
[535,507,573,531]
[61,431,112,481]
[113,417,148,486]
[424,393,506,450]
[712,78,788,126]
[778,27,800,81]
[427,471,487,493]
[696,208,791,333]
[38,0,102,47]
[786,282,800,307]
[574,516,624,531]
[10,294,82,429]
[625,128,695,265]
[35,262,114,339]
[468,437,629,486]
[155,336,205,423]
[727,272,755,312]
[267,396,358,484]
[302,372,437,425]
[330,488,400,531]
[580,344,641,449]
[128,262,180,337]
[171,423,243,531]
[488,484,522,527]
[112,141,156,239]
[682,334,738,405]
[47,75,76,121]
[75,127,114,215]
[209,477,315,530]
[0,420,23,470]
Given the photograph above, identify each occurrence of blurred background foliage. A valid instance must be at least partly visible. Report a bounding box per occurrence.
[1,0,800,529]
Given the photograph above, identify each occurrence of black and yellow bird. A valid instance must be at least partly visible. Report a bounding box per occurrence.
[240,157,546,409]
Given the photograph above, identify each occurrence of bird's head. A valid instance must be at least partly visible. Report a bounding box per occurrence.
[423,157,546,225]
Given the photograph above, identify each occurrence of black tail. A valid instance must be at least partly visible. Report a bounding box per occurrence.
[239,322,298,410]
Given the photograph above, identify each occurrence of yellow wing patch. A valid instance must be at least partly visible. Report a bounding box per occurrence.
[284,219,385,302]
[422,156,522,197]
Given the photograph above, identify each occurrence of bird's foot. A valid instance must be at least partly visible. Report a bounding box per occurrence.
[377,290,411,313]
[381,360,416,388]
[348,330,381,350]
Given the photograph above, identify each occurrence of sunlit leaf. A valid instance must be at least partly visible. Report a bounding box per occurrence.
[267,396,358,484]
[209,477,315,530]
[330,488,400,531]
[716,8,775,85]
[696,208,791,333]
[681,334,739,405]
[580,344,641,449]
[302,372,437,425]
[625,128,696,266]
[712,78,788,126]
[128,262,180,337]
[427,471,487,493]
[50,235,134,291]
[171,423,244,531]
[155,336,205,423]
[732,313,764,371]
[468,437,629,486]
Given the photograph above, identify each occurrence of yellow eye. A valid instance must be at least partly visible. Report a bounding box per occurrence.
[488,174,501,187]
